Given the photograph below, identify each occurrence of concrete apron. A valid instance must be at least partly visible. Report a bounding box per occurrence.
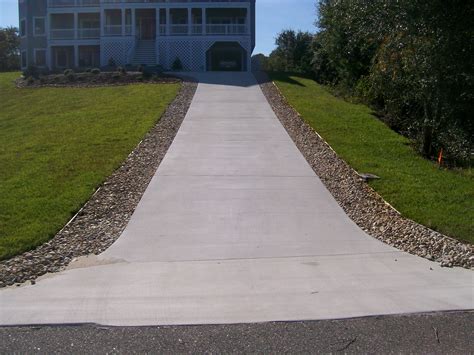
[0,73,472,326]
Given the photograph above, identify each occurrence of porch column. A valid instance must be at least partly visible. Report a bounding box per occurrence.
[188,8,192,35]
[100,9,105,36]
[246,6,250,34]
[202,8,206,35]
[131,8,136,37]
[74,12,78,39]
[166,8,170,35]
[156,8,160,38]
[121,8,125,36]
[46,13,50,42]
[46,45,52,69]
[74,45,79,68]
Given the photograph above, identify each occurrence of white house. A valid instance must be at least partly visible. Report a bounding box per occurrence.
[19,0,256,72]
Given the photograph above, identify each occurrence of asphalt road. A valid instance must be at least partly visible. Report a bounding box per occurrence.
[1,312,472,354]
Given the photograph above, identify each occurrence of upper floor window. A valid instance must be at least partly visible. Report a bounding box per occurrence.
[34,18,46,36]
[20,19,26,37]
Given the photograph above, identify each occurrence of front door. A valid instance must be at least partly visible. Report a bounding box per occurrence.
[138,18,156,40]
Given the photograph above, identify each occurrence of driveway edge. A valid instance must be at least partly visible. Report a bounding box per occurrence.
[256,72,473,269]
[0,80,198,288]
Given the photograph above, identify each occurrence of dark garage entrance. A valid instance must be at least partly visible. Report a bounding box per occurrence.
[206,42,247,72]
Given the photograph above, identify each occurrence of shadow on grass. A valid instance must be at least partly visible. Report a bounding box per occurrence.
[266,71,309,87]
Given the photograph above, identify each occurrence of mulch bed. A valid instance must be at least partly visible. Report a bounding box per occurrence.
[255,72,473,270]
[15,72,179,88]
[0,78,197,288]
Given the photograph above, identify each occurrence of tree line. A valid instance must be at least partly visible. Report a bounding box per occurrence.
[0,27,20,72]
[256,0,473,164]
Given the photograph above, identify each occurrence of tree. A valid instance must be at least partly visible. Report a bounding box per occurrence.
[268,29,314,73]
[313,0,474,162]
[0,27,20,72]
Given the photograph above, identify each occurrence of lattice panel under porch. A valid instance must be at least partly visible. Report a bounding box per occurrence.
[101,40,134,66]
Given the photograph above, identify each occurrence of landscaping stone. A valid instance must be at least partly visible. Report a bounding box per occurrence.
[256,72,473,270]
[0,78,197,288]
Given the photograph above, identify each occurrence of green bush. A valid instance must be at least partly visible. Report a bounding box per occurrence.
[91,68,100,75]
[172,57,183,71]
[65,72,76,82]
[142,70,152,80]
[23,66,39,79]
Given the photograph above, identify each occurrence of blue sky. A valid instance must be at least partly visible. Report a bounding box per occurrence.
[0,0,317,55]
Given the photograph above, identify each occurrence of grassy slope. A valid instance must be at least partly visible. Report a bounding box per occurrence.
[0,72,179,259]
[270,73,473,243]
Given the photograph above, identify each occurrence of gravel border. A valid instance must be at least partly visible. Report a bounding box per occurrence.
[0,79,197,288]
[256,72,473,269]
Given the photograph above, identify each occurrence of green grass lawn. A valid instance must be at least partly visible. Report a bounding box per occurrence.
[270,72,473,243]
[0,72,179,260]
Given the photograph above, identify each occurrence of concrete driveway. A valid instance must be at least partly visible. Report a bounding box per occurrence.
[0,72,472,326]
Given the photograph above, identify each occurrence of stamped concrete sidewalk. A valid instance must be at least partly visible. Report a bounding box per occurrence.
[0,72,472,326]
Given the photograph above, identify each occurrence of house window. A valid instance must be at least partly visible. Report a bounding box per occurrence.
[20,19,26,37]
[35,49,46,67]
[21,51,27,68]
[34,18,45,36]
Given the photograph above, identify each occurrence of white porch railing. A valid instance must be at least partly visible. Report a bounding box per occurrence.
[191,25,202,35]
[50,29,75,39]
[206,24,247,35]
[78,28,100,39]
[169,25,188,36]
[159,24,166,35]
[104,25,122,36]
[51,28,100,39]
[48,0,99,7]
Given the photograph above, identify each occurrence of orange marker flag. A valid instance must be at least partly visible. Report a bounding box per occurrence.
[438,148,443,166]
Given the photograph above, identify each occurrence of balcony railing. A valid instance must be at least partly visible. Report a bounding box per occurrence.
[78,28,100,38]
[50,0,249,5]
[169,25,188,36]
[104,25,122,36]
[50,28,101,39]
[207,24,247,35]
[159,24,246,35]
[159,25,166,35]
[101,0,249,3]
[50,29,75,39]
[50,24,248,39]
[103,25,132,36]
[48,0,99,7]
[191,25,202,35]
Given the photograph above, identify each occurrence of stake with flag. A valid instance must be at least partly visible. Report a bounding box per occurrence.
[438,148,443,167]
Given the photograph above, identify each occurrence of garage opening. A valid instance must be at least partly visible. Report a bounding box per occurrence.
[206,42,247,72]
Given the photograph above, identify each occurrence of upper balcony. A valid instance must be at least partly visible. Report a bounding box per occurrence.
[101,7,249,38]
[48,0,251,7]
[50,13,101,39]
[48,0,100,7]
